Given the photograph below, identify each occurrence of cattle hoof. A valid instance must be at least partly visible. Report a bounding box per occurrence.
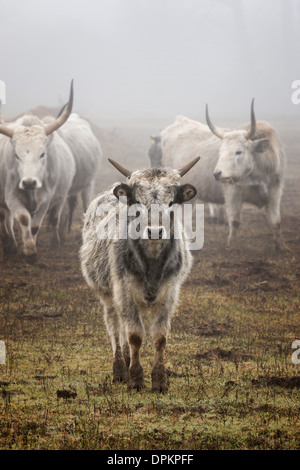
[128,364,144,391]
[151,365,169,394]
[23,242,37,258]
[226,243,240,252]
[113,375,127,384]
[113,359,128,383]
[152,381,169,394]
[128,381,145,392]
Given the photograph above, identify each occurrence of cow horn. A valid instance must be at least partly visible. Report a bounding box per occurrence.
[178,156,200,177]
[108,158,132,178]
[206,104,224,139]
[0,124,13,138]
[44,80,74,136]
[55,103,67,119]
[244,98,256,140]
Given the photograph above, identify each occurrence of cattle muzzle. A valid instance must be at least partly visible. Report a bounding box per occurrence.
[20,178,40,190]
[213,170,222,181]
[213,171,237,184]
[143,226,167,240]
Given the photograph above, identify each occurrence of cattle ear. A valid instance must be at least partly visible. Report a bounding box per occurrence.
[252,138,269,153]
[174,184,197,204]
[113,183,134,204]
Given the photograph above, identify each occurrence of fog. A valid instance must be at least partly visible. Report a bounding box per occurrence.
[0,0,300,123]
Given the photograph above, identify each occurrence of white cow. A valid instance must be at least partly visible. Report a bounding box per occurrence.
[161,101,287,250]
[0,82,75,259]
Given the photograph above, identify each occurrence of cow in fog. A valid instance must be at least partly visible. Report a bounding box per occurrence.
[148,135,162,168]
[161,101,287,250]
[0,82,75,259]
[44,113,102,231]
[80,157,199,392]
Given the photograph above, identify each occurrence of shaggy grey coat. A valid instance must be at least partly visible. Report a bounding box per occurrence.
[80,166,197,392]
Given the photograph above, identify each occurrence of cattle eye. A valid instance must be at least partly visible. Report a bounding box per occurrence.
[235,150,242,155]
[40,152,46,159]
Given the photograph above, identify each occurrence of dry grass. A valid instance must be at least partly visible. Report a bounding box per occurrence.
[0,118,299,450]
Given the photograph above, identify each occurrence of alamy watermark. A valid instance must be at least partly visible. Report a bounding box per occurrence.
[291,80,300,105]
[95,198,204,250]
[0,341,5,364]
[292,340,300,365]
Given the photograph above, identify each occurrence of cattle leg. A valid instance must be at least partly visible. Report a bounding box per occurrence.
[265,184,289,251]
[81,183,94,214]
[15,210,37,258]
[9,198,51,258]
[102,300,128,383]
[122,337,131,369]
[0,211,5,260]
[67,195,78,232]
[216,205,226,225]
[151,307,172,393]
[0,211,16,256]
[224,187,243,249]
[29,200,52,246]
[48,199,66,247]
[152,335,168,393]
[208,203,217,224]
[128,330,144,390]
[122,308,145,390]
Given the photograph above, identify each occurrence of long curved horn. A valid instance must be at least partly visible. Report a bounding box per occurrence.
[178,156,200,177]
[55,103,67,119]
[206,104,224,139]
[44,80,74,136]
[0,124,13,138]
[244,98,256,140]
[108,158,132,178]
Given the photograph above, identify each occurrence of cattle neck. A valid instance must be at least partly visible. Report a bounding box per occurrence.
[124,237,182,304]
[136,236,171,260]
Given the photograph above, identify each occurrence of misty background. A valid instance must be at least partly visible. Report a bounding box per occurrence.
[0,0,300,128]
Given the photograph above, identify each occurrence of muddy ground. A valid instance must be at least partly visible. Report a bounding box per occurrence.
[0,117,299,449]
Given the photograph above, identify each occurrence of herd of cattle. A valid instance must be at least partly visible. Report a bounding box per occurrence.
[0,81,102,259]
[0,81,289,392]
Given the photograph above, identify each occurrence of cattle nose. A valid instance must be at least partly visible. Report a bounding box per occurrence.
[22,178,37,190]
[146,226,165,240]
[213,170,222,181]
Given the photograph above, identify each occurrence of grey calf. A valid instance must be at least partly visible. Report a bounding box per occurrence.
[80,157,199,392]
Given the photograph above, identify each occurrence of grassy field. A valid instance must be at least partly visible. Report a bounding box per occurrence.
[0,118,299,450]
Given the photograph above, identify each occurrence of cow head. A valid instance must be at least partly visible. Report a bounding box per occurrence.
[0,81,73,190]
[109,157,199,252]
[206,99,270,184]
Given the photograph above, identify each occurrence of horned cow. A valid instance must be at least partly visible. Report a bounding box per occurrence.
[0,82,75,258]
[161,101,287,250]
[80,157,199,392]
